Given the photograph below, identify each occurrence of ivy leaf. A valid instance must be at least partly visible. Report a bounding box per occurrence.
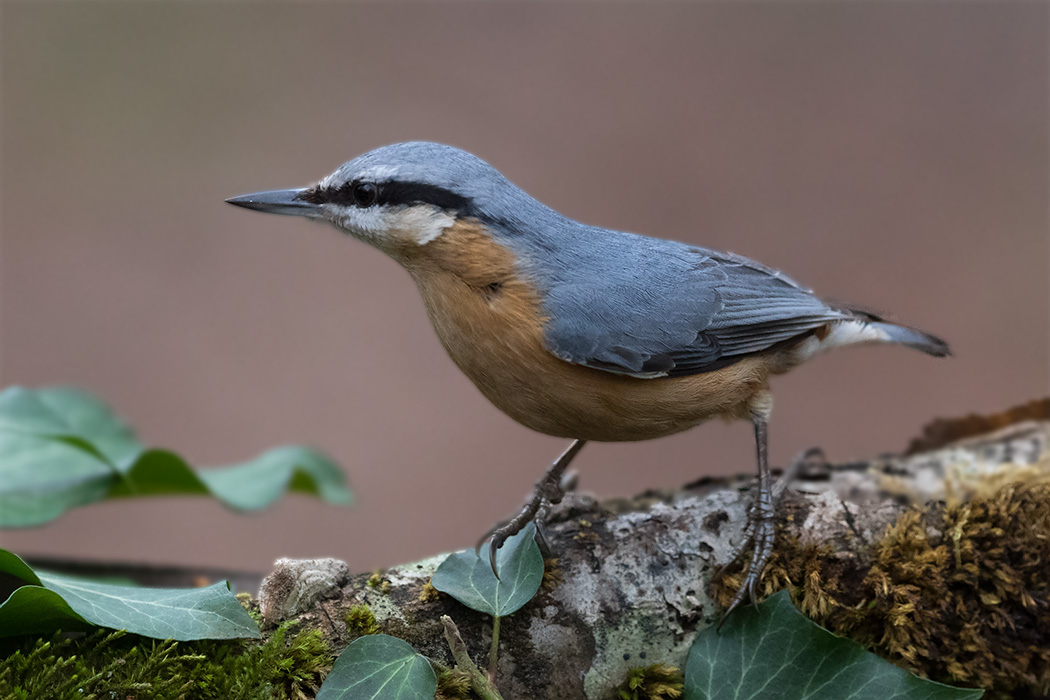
[685,590,983,700]
[431,522,544,617]
[0,431,118,527]
[107,446,352,510]
[0,385,352,527]
[0,549,259,640]
[0,385,141,465]
[316,634,436,700]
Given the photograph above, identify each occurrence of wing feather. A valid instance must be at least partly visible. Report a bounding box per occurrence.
[540,236,845,378]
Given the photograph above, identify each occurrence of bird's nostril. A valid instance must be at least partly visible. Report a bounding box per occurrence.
[294,187,328,205]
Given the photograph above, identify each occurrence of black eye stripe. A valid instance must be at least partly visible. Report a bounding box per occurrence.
[378,182,472,212]
[297,181,475,215]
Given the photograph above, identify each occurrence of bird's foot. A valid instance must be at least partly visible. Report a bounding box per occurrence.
[477,440,586,579]
[719,447,826,624]
[481,471,566,578]
[721,505,776,622]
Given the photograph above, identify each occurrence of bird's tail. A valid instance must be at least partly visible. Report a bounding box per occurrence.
[866,321,951,357]
[839,305,951,357]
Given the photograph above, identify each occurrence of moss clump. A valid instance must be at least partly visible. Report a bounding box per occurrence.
[266,625,332,699]
[367,571,391,593]
[236,591,264,626]
[712,482,1050,699]
[0,622,331,700]
[573,518,600,544]
[614,663,683,700]
[419,580,441,603]
[542,557,563,591]
[344,604,380,637]
[434,667,474,699]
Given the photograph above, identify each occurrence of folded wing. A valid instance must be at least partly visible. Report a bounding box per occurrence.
[541,237,846,378]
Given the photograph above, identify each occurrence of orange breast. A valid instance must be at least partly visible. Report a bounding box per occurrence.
[395,221,771,442]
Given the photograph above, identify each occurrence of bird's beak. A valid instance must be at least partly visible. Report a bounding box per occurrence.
[225,188,322,218]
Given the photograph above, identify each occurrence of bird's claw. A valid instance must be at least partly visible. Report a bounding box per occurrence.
[482,468,568,578]
[484,497,545,579]
[488,533,503,581]
[720,510,775,624]
[475,497,554,577]
[478,439,586,580]
[533,501,554,558]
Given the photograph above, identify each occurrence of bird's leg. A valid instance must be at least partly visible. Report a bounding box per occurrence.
[722,415,774,619]
[482,439,586,578]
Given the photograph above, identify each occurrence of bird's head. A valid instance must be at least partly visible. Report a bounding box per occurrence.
[226,142,526,257]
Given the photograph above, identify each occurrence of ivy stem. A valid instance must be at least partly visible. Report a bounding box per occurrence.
[441,615,504,700]
[488,615,501,680]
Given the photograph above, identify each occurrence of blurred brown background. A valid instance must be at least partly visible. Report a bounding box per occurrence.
[2,2,1047,575]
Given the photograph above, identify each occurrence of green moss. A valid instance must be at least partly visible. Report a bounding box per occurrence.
[237,591,264,626]
[614,663,683,700]
[419,580,441,603]
[541,557,563,591]
[264,625,332,700]
[344,604,380,637]
[367,571,391,593]
[712,482,1050,699]
[434,668,474,699]
[0,622,332,700]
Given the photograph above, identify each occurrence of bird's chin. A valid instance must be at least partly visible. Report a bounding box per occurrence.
[327,219,385,248]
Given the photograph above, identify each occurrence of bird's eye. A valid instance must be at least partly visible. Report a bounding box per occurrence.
[352,182,379,207]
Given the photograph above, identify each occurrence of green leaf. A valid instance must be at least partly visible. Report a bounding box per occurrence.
[0,386,141,466]
[104,446,353,511]
[685,590,983,700]
[0,385,352,527]
[431,522,544,617]
[0,548,42,584]
[0,549,260,640]
[0,584,95,637]
[0,432,116,527]
[315,634,436,700]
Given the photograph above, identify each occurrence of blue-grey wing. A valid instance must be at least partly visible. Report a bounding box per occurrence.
[540,239,845,378]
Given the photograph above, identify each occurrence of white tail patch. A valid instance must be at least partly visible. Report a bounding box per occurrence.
[785,320,892,365]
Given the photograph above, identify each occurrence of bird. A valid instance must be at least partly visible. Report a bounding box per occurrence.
[227,141,949,615]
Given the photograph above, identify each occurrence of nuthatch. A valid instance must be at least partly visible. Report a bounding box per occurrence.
[227,142,949,614]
